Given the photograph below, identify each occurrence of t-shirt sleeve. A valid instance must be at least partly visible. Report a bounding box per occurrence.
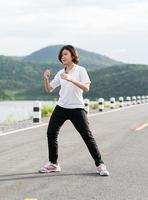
[80,68,91,83]
[49,72,60,92]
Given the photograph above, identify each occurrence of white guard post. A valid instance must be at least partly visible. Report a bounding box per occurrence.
[137,96,141,104]
[33,101,41,123]
[84,98,90,113]
[146,95,148,103]
[132,96,136,105]
[98,98,104,112]
[126,96,131,106]
[119,97,124,107]
[141,95,145,103]
[110,97,116,109]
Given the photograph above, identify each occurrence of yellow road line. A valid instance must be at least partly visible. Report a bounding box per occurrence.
[135,122,148,131]
[24,198,38,200]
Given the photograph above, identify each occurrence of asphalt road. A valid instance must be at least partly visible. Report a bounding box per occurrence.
[0,104,148,200]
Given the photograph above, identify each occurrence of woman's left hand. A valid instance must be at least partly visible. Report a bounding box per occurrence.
[60,72,73,82]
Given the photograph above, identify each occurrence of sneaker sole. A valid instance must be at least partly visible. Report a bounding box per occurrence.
[38,169,61,173]
[96,171,109,176]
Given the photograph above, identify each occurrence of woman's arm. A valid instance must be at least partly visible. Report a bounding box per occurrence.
[71,78,90,92]
[44,78,53,93]
[43,69,53,93]
[60,72,90,92]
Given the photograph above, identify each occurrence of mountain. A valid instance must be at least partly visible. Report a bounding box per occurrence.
[23,44,123,70]
[0,45,147,100]
[88,64,148,99]
[16,64,148,100]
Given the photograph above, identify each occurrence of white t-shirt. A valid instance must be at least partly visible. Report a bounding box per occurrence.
[49,63,91,109]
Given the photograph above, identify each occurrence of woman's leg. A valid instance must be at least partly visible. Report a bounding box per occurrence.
[68,108,104,167]
[47,105,68,164]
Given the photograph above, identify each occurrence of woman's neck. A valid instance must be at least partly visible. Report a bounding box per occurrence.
[66,62,74,69]
[65,62,74,73]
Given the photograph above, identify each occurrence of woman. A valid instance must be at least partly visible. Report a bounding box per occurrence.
[39,45,109,176]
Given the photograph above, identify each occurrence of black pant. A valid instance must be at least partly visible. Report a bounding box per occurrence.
[47,105,104,167]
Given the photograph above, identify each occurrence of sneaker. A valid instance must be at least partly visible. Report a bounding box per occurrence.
[96,163,109,176]
[38,162,61,173]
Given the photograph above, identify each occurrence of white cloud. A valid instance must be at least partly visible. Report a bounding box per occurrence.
[0,0,148,63]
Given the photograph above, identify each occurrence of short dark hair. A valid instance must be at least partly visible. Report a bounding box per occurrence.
[58,45,79,64]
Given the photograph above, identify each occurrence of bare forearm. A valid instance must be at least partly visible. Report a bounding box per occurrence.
[70,78,89,92]
[44,79,52,93]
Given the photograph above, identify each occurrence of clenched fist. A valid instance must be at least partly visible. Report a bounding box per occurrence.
[60,72,73,82]
[43,69,51,80]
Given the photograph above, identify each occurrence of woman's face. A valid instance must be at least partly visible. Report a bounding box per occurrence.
[61,49,73,65]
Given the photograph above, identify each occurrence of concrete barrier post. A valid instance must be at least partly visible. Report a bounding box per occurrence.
[137,96,141,104]
[98,98,104,112]
[110,97,116,109]
[132,96,136,105]
[84,98,90,113]
[119,97,124,107]
[126,96,131,106]
[141,95,145,103]
[33,101,41,123]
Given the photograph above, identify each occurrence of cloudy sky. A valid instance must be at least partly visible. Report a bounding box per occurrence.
[0,0,148,64]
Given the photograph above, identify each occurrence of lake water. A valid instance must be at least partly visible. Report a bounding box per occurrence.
[0,101,55,123]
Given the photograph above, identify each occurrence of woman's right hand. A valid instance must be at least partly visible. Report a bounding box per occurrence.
[43,69,51,80]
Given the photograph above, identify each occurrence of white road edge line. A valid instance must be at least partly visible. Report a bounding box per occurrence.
[0,103,148,137]
[89,102,148,117]
[0,123,48,137]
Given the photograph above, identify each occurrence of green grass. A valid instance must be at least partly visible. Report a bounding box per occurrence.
[89,102,99,109]
[89,101,120,110]
[41,105,55,117]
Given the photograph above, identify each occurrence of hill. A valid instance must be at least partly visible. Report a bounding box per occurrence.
[9,64,148,100]
[23,44,122,70]
[88,64,148,99]
[0,45,147,100]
